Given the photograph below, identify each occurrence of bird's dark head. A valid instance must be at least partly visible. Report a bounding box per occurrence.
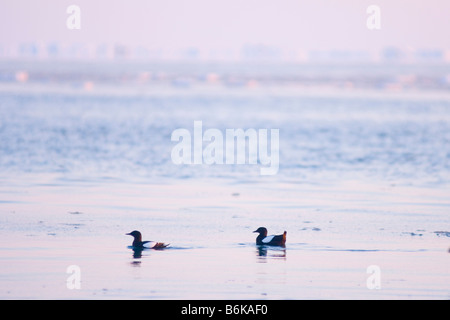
[253,227,267,236]
[126,230,142,239]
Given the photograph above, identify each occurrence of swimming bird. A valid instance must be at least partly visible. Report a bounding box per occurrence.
[126,230,169,249]
[253,227,286,246]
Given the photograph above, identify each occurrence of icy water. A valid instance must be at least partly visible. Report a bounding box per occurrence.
[0,61,450,299]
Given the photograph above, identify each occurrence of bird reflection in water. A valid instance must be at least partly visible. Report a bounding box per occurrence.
[256,245,286,260]
[130,260,142,267]
[131,247,144,259]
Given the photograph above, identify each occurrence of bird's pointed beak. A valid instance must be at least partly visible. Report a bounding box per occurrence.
[126,233,131,235]
[253,230,258,233]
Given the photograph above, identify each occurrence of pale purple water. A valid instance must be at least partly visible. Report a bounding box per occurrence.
[0,61,449,299]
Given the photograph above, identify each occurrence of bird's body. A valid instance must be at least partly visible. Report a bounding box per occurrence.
[253,227,286,247]
[126,230,169,249]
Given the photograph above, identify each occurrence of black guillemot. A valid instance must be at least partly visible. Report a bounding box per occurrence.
[126,230,169,249]
[253,227,286,247]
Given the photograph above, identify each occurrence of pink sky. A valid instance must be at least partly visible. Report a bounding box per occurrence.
[1,0,449,56]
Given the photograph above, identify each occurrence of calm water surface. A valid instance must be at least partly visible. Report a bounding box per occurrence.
[0,61,449,299]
